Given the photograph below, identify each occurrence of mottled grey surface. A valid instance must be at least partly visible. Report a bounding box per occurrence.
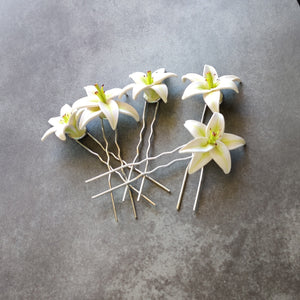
[1,0,300,299]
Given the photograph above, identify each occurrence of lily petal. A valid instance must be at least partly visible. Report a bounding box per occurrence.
[184,120,206,138]
[152,68,165,75]
[60,104,72,116]
[152,72,177,84]
[216,79,239,93]
[150,84,168,103]
[84,85,98,96]
[73,96,99,109]
[143,89,160,103]
[129,72,146,84]
[188,152,212,174]
[105,88,122,100]
[55,124,68,141]
[203,91,222,113]
[203,64,219,83]
[221,133,246,150]
[41,127,56,141]
[68,109,77,126]
[182,82,210,100]
[210,141,231,174]
[75,108,85,121]
[48,116,61,126]
[116,101,140,122]
[67,126,86,140]
[206,112,225,137]
[79,109,102,129]
[132,84,150,100]
[219,75,241,82]
[118,83,136,99]
[98,99,119,130]
[182,73,206,83]
[179,137,213,153]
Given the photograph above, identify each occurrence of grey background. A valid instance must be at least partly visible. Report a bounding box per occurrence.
[1,0,299,299]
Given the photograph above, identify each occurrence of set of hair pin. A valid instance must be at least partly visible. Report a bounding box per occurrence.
[42,65,246,221]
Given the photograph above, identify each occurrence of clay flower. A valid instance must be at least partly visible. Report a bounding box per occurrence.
[179,112,245,174]
[182,65,240,112]
[72,84,139,130]
[41,104,86,141]
[119,68,177,103]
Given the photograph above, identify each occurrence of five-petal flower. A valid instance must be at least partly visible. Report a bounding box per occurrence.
[41,104,86,141]
[182,65,241,113]
[72,84,140,130]
[119,68,177,103]
[179,112,245,174]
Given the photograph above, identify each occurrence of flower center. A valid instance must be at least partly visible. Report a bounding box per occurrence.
[205,72,219,89]
[60,113,70,124]
[208,128,220,145]
[142,71,154,85]
[94,83,107,103]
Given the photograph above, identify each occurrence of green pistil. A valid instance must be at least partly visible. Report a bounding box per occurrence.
[208,128,220,145]
[60,113,70,124]
[141,70,154,85]
[146,71,153,84]
[205,72,218,89]
[94,83,107,103]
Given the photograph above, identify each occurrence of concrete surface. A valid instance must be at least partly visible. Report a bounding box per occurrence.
[1,0,299,299]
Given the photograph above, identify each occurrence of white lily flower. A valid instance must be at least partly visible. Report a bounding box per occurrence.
[179,112,245,174]
[182,65,241,113]
[41,104,86,141]
[119,68,177,103]
[72,84,140,130]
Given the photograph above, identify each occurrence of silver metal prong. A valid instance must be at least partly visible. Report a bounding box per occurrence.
[101,119,118,222]
[85,143,187,183]
[137,101,159,201]
[193,167,204,211]
[177,104,207,210]
[114,129,137,218]
[176,165,189,211]
[87,132,170,192]
[75,139,152,209]
[122,101,147,202]
[91,155,192,199]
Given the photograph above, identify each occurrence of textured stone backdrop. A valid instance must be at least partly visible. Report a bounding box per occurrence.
[0,0,299,299]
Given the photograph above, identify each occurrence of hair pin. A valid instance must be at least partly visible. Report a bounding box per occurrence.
[41,80,173,221]
[178,65,244,211]
[118,68,177,202]
[41,65,246,221]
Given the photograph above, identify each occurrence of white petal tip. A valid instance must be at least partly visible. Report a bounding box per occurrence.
[187,168,196,175]
[187,164,200,175]
[181,95,190,100]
